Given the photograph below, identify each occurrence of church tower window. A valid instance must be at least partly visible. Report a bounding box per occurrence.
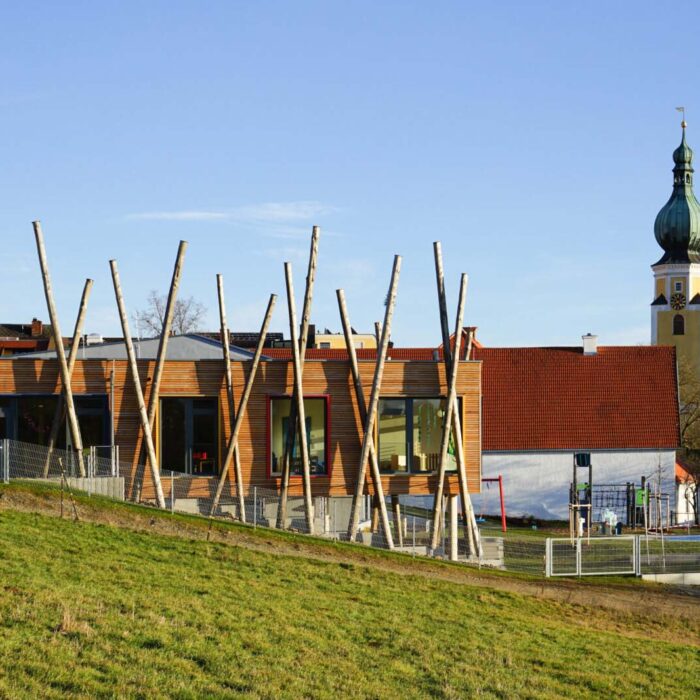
[673,314,685,335]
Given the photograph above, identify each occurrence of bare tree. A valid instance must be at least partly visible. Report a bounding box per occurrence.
[134,290,207,337]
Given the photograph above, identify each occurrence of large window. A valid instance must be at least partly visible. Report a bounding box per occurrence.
[0,395,109,448]
[269,397,328,476]
[160,397,218,476]
[0,398,12,440]
[378,397,458,474]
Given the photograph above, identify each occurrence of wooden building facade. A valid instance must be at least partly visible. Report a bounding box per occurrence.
[0,356,482,502]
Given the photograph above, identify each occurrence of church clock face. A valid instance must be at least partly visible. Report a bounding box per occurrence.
[670,292,687,310]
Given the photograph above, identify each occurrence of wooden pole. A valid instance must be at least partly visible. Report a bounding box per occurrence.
[131,240,188,501]
[147,240,187,431]
[43,278,93,477]
[33,222,86,477]
[347,255,401,540]
[109,259,166,508]
[392,495,403,547]
[430,273,467,552]
[277,226,319,528]
[433,242,481,556]
[299,226,319,360]
[448,494,459,561]
[285,263,315,533]
[434,242,452,365]
[374,321,382,346]
[216,273,246,522]
[336,288,394,548]
[210,294,277,516]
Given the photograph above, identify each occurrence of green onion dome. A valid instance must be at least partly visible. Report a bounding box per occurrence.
[654,122,700,265]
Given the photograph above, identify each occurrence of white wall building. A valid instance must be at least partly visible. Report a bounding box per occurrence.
[470,338,680,523]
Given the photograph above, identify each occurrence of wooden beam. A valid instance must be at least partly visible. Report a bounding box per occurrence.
[433,242,452,366]
[277,226,319,528]
[336,288,393,548]
[43,278,93,477]
[430,273,467,552]
[216,273,245,522]
[347,254,401,541]
[131,240,188,502]
[392,495,403,547]
[433,242,481,556]
[33,222,86,477]
[109,259,166,508]
[210,293,277,516]
[147,240,187,431]
[456,327,481,556]
[284,263,315,533]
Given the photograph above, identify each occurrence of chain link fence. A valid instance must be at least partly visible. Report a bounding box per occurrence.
[2,439,698,579]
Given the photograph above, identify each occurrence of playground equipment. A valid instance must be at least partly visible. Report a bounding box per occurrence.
[478,475,507,532]
[569,452,592,541]
[568,456,672,539]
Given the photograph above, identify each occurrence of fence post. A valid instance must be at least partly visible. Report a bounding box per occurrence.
[576,537,582,577]
[2,439,8,483]
[545,538,551,577]
[87,448,93,497]
[170,471,175,514]
[412,516,416,558]
[635,535,641,576]
[253,487,257,530]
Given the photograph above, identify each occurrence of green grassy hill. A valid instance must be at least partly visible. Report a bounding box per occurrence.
[0,483,698,699]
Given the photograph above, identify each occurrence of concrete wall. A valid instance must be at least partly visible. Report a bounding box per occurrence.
[474,450,676,520]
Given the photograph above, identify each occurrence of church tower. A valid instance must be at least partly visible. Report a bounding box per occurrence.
[651,119,700,379]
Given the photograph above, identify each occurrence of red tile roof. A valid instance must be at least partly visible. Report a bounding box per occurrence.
[473,346,680,452]
[262,344,680,452]
[262,347,439,361]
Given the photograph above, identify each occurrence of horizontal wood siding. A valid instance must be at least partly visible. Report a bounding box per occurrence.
[0,358,482,500]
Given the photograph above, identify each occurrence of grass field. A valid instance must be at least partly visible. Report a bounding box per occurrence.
[0,486,698,698]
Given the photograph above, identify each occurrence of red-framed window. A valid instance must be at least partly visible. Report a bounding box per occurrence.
[266,395,331,478]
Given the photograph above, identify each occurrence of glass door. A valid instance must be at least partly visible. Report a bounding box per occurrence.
[160,398,218,476]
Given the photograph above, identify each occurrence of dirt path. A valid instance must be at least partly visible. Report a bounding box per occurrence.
[2,486,699,639]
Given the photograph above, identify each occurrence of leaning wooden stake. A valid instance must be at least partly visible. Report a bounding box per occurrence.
[110,259,166,508]
[347,255,401,541]
[131,240,188,501]
[277,226,319,528]
[430,273,467,552]
[434,241,481,555]
[210,294,277,516]
[337,289,394,549]
[33,222,86,477]
[43,278,93,477]
[285,263,315,533]
[147,240,187,431]
[216,273,245,522]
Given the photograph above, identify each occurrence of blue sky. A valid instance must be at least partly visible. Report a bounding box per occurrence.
[0,1,697,347]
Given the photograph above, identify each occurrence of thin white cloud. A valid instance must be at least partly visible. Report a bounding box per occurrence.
[234,201,336,223]
[127,211,230,221]
[127,201,337,224]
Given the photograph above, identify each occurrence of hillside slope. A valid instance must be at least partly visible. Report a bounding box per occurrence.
[0,484,698,699]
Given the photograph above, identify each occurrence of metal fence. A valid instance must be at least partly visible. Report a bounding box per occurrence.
[546,537,638,577]
[2,439,698,579]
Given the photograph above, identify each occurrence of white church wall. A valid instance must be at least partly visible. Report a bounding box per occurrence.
[473,450,676,520]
